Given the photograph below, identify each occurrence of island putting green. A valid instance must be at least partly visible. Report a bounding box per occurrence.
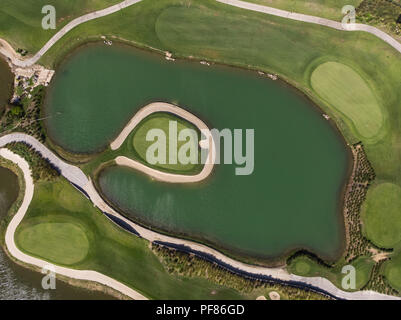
[310,61,384,139]
[287,255,374,291]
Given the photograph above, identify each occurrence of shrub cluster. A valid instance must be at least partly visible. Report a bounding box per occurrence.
[343,143,375,262]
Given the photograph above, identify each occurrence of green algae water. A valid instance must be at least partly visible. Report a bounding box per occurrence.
[0,167,113,299]
[46,44,349,262]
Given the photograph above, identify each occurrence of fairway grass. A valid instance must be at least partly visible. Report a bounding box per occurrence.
[16,222,89,265]
[14,178,249,299]
[311,62,384,139]
[361,183,401,248]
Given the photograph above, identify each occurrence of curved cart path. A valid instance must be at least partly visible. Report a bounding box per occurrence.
[217,0,401,55]
[111,102,215,183]
[0,0,143,67]
[0,133,399,300]
[1,0,400,68]
[0,148,148,300]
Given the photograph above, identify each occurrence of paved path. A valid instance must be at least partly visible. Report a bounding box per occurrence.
[111,102,215,183]
[1,0,400,68]
[0,148,147,300]
[217,0,401,55]
[0,133,399,300]
[0,0,143,67]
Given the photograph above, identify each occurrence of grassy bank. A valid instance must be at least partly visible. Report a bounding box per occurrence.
[6,0,401,293]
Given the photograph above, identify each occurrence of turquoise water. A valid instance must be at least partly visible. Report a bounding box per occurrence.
[46,44,349,261]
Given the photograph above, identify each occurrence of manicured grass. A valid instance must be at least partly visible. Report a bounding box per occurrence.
[361,183,401,248]
[15,178,249,299]
[310,61,384,139]
[287,255,375,291]
[12,0,401,291]
[0,0,120,53]
[383,250,401,292]
[129,112,202,173]
[244,0,362,20]
[16,222,89,265]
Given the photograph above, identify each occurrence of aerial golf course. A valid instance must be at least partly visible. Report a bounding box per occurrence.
[1,0,401,299]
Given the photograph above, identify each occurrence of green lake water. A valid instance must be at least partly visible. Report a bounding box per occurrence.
[45,44,349,261]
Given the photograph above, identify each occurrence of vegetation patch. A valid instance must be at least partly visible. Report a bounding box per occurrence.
[310,62,383,139]
[6,0,401,296]
[16,222,90,265]
[6,142,59,182]
[1,85,47,141]
[343,143,376,261]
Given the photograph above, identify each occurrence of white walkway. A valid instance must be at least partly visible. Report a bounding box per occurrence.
[217,0,401,55]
